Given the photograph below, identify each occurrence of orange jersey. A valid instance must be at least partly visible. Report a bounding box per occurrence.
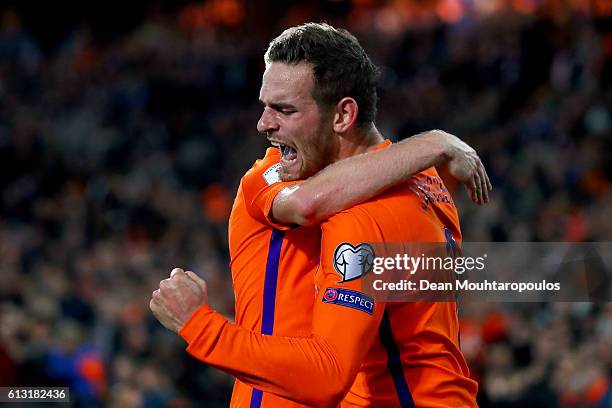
[313,167,478,407]
[181,141,478,407]
[227,147,320,407]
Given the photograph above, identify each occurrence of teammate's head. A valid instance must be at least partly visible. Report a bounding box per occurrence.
[257,23,380,181]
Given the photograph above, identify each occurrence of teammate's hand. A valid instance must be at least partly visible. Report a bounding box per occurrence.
[435,130,492,205]
[149,268,209,333]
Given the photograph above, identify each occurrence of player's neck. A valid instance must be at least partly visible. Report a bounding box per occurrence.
[335,124,384,161]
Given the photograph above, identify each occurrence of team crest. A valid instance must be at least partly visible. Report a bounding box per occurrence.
[333,243,375,282]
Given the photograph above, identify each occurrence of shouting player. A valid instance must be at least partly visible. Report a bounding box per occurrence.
[151,23,488,407]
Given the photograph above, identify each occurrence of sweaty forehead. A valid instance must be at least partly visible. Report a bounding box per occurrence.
[260,62,315,105]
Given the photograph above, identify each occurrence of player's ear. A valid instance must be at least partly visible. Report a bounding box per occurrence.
[333,97,358,134]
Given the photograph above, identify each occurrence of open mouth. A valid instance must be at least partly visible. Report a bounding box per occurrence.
[269,140,298,164]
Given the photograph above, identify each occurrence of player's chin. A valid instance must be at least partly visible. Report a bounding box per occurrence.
[279,169,299,182]
[279,159,302,181]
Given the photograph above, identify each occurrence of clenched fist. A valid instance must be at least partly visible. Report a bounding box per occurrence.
[150,268,209,333]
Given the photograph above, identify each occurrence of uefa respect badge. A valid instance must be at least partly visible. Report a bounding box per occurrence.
[322,288,375,315]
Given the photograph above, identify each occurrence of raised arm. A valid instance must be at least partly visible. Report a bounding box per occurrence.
[150,214,388,407]
[151,276,380,407]
[272,130,491,226]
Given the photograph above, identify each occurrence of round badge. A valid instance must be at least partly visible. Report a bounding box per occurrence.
[324,288,338,301]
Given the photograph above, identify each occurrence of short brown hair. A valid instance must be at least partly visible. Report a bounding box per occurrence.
[265,23,380,126]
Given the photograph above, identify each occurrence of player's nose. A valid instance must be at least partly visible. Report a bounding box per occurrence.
[257,107,279,134]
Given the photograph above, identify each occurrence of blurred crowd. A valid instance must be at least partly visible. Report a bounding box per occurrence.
[1,1,611,407]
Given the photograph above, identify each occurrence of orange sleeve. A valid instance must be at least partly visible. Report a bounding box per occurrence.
[241,148,300,230]
[179,209,385,407]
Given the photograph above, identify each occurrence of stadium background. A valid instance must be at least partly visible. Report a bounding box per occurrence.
[1,0,611,406]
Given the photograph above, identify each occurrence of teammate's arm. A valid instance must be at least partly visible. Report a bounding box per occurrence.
[151,214,385,407]
[272,129,491,227]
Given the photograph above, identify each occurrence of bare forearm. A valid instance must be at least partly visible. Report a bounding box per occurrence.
[273,130,451,225]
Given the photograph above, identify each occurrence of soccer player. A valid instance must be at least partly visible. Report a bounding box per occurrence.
[151,23,487,407]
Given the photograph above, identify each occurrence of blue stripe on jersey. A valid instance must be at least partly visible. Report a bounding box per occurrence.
[261,229,285,335]
[379,310,416,408]
[250,228,285,408]
[250,389,263,408]
[444,227,462,351]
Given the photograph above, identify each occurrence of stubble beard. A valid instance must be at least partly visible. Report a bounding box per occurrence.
[297,123,337,181]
